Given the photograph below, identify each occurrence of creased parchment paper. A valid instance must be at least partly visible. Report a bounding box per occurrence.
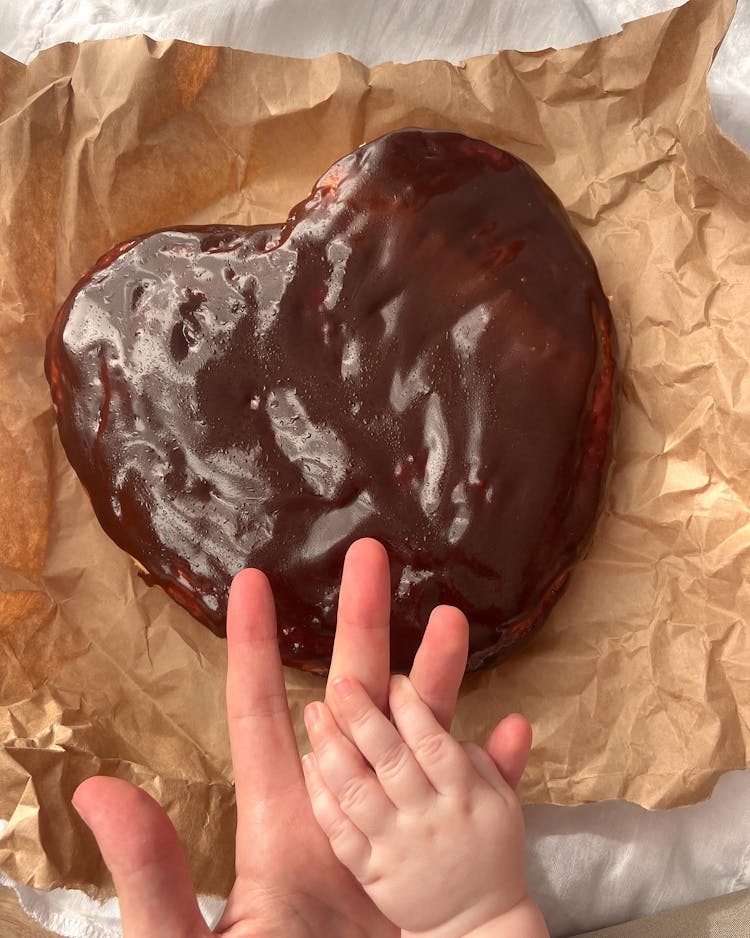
[1,0,748,899]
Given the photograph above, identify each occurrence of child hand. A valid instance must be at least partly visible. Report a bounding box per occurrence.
[302,674,549,938]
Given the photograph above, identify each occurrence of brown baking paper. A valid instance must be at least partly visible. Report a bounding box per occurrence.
[1,0,749,898]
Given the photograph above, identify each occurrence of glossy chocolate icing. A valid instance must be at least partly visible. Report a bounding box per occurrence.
[46,129,615,673]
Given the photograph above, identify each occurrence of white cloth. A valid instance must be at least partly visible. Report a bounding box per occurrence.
[1,2,749,936]
[0,0,748,151]
[2,770,750,938]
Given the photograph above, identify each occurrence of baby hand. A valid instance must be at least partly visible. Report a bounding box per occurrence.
[302,674,549,938]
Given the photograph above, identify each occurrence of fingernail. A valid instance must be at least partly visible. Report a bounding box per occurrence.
[388,673,412,706]
[71,796,88,825]
[304,702,322,729]
[71,784,93,826]
[301,752,316,774]
[332,676,353,699]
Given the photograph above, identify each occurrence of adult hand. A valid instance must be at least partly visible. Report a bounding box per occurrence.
[72,538,531,937]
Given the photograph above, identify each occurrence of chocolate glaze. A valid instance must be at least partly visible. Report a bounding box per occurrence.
[46,129,616,673]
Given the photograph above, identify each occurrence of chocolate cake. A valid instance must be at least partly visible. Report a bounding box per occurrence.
[46,128,616,673]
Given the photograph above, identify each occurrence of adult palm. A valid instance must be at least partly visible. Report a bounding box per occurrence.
[73,539,531,937]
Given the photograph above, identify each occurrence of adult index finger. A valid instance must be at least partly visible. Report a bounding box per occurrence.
[226,569,302,809]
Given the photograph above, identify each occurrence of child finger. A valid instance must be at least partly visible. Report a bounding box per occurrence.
[304,700,395,837]
[302,753,371,879]
[329,675,434,810]
[388,674,473,795]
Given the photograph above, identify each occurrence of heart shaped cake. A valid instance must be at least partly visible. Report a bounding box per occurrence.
[46,128,616,673]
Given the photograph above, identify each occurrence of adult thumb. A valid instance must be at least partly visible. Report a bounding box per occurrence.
[73,776,212,938]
